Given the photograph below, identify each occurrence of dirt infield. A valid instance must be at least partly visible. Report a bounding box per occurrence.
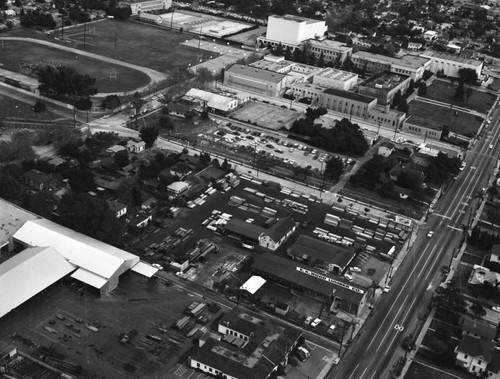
[230,101,301,129]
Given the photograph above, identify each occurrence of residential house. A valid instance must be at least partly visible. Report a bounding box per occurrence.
[378,141,395,157]
[460,316,496,341]
[141,197,157,211]
[455,335,494,376]
[170,163,193,179]
[22,169,59,191]
[129,213,152,229]
[486,244,500,264]
[259,217,297,251]
[107,200,127,218]
[168,103,191,118]
[126,139,146,153]
[106,145,127,155]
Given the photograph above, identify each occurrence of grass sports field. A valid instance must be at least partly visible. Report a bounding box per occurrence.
[408,100,482,137]
[0,40,151,93]
[55,19,212,73]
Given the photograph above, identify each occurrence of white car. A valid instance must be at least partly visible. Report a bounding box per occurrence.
[383,285,391,293]
[152,263,163,270]
[490,144,494,149]
[350,267,361,273]
[427,231,434,238]
[492,306,500,312]
[344,273,354,282]
[310,318,322,327]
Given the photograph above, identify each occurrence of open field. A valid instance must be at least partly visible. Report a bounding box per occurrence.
[0,40,150,93]
[55,19,212,73]
[231,101,301,129]
[0,93,59,121]
[408,100,482,137]
[423,79,496,114]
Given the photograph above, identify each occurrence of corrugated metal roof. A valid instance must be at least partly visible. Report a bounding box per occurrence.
[13,219,139,280]
[131,261,158,278]
[0,247,75,319]
[71,268,107,289]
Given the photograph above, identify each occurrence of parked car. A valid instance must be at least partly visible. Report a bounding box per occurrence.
[152,263,163,270]
[383,285,391,293]
[350,267,361,273]
[310,318,322,327]
[427,231,434,238]
[492,306,500,312]
[303,316,313,326]
[344,273,354,282]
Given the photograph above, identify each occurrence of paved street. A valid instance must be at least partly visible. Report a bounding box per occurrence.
[330,103,500,379]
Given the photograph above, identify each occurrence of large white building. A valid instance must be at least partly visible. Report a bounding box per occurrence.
[263,14,327,47]
[419,50,483,78]
[13,219,148,296]
[127,0,171,15]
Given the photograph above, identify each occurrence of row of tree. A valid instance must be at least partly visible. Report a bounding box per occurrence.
[290,114,369,156]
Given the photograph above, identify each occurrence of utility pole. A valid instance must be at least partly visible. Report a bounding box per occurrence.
[114,31,118,50]
[83,22,86,50]
[61,14,64,42]
[170,7,175,29]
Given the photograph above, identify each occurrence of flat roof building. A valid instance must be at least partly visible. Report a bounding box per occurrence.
[358,71,411,106]
[312,67,358,91]
[351,51,431,80]
[224,64,292,97]
[125,0,172,15]
[401,115,444,141]
[309,39,352,64]
[0,199,38,254]
[318,87,377,120]
[420,49,483,78]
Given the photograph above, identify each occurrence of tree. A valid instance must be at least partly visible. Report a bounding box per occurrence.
[68,167,96,192]
[38,65,97,100]
[325,157,344,180]
[418,82,427,96]
[75,96,92,111]
[159,115,175,133]
[23,191,56,219]
[139,126,159,148]
[33,100,46,117]
[101,94,121,110]
[130,91,145,129]
[431,279,467,316]
[114,149,129,167]
[454,81,465,101]
[458,68,478,85]
[318,51,325,67]
[221,158,231,172]
[397,97,409,113]
[20,9,56,29]
[471,302,486,318]
[197,67,214,87]
[58,192,125,245]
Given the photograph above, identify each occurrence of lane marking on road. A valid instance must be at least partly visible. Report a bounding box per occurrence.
[447,225,462,231]
[432,214,451,219]
[418,245,440,277]
[384,297,417,357]
[359,366,369,379]
[366,245,438,352]
[348,364,360,379]
[375,294,409,352]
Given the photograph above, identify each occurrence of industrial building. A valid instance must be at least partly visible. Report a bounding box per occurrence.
[183,88,238,115]
[224,64,292,97]
[252,253,369,317]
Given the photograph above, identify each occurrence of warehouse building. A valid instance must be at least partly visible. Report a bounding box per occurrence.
[252,253,369,317]
[12,219,149,297]
[183,88,238,115]
[287,235,356,275]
